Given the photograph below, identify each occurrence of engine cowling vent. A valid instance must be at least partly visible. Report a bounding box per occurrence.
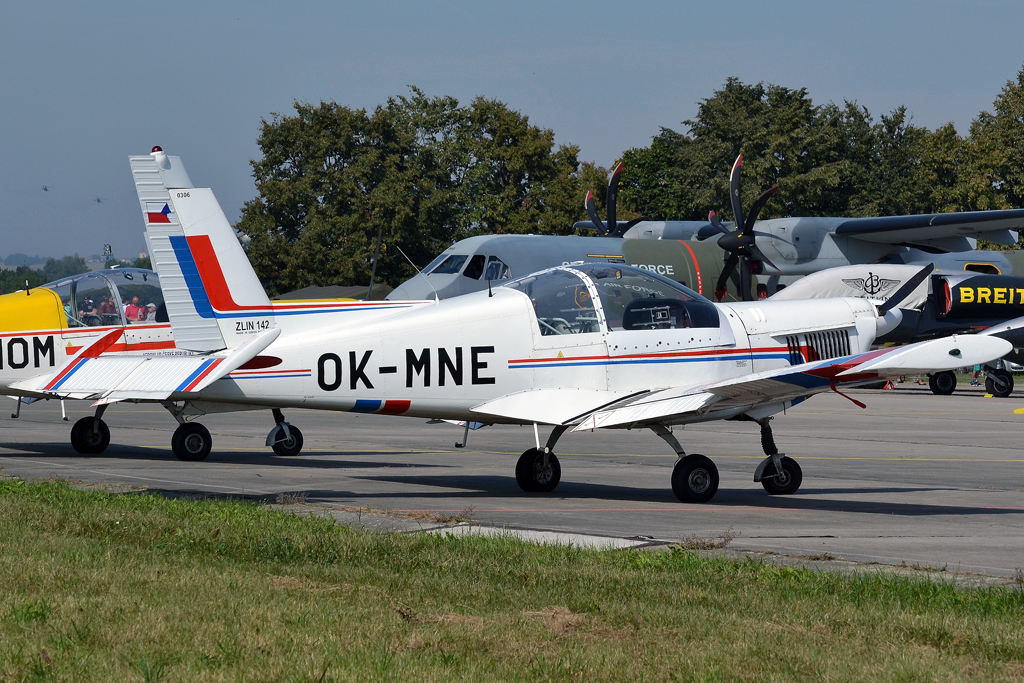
[785,329,851,365]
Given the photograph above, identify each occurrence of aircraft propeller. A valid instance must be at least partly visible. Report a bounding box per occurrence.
[877,262,934,315]
[697,155,780,301]
[584,162,653,238]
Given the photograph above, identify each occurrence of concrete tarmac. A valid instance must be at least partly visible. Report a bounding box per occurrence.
[1,383,1023,577]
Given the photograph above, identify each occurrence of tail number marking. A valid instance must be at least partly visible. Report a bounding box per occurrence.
[316,346,495,392]
[0,336,55,370]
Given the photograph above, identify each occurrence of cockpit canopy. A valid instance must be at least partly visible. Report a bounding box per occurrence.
[41,268,165,328]
[503,263,720,336]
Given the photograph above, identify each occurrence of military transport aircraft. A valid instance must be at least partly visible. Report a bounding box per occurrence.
[390,156,1024,302]
[0,147,1014,504]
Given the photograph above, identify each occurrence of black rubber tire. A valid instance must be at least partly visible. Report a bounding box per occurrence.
[928,371,957,396]
[671,454,719,503]
[760,456,803,495]
[514,448,561,493]
[271,425,304,457]
[985,369,1014,397]
[70,417,110,455]
[172,423,212,461]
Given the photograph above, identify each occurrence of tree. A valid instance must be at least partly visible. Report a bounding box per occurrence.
[237,89,605,295]
[0,267,47,296]
[617,77,990,222]
[132,256,152,270]
[963,65,1024,212]
[41,256,88,281]
[620,79,878,221]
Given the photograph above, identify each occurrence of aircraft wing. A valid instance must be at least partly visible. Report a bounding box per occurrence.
[471,388,651,425]
[10,328,280,402]
[571,334,1011,432]
[832,209,1024,245]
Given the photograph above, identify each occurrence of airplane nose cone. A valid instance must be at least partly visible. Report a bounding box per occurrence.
[387,275,441,301]
[387,274,465,301]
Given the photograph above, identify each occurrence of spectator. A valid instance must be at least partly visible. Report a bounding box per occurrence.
[971,364,982,386]
[125,295,143,321]
[143,303,157,321]
[99,295,116,315]
[78,296,96,319]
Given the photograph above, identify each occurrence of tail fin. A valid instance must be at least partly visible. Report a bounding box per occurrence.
[130,147,274,352]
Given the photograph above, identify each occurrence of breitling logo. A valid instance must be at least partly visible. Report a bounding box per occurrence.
[841,272,901,297]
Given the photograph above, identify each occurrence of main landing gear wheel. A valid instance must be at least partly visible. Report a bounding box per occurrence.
[70,417,110,455]
[671,454,719,503]
[929,371,957,395]
[172,423,212,461]
[271,425,304,457]
[986,369,1014,397]
[760,457,803,495]
[515,448,561,493]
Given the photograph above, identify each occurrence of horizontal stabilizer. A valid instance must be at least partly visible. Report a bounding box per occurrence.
[12,329,280,402]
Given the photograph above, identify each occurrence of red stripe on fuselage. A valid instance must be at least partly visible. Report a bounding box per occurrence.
[380,400,411,415]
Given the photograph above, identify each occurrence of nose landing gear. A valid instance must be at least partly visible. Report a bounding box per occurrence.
[753,418,803,495]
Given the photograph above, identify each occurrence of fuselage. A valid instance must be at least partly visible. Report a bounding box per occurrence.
[194,265,880,425]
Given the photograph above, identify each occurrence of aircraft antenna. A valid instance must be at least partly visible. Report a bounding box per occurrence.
[395,245,440,302]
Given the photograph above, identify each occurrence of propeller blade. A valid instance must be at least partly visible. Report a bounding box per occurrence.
[744,186,779,232]
[715,252,740,301]
[585,190,607,236]
[738,255,754,301]
[606,162,623,235]
[729,154,744,229]
[696,210,729,241]
[877,263,934,315]
[747,244,780,273]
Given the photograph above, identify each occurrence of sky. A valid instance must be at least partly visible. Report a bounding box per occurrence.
[2,0,1024,260]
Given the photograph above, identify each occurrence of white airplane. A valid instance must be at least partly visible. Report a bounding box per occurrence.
[0,147,1014,503]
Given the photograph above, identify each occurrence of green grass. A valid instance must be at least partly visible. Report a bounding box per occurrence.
[2,479,1024,681]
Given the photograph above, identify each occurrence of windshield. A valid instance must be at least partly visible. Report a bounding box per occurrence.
[503,269,600,335]
[571,264,720,331]
[428,254,468,275]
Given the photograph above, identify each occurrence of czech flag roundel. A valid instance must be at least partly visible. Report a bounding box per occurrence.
[146,202,173,224]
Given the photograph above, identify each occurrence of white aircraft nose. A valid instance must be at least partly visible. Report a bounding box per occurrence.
[387,273,463,301]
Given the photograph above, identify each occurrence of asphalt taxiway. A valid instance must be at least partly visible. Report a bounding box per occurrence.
[1,384,1023,577]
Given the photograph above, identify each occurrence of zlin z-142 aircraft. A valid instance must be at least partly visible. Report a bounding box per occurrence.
[0,148,1014,503]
